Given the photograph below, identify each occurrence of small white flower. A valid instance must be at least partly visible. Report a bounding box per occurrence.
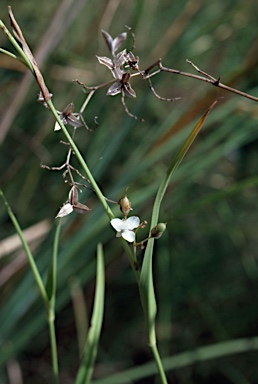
[110,216,140,243]
[56,203,73,218]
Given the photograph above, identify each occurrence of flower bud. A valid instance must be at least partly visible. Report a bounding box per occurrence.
[119,195,132,218]
[150,222,167,239]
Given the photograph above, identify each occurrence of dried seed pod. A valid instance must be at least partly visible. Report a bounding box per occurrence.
[69,186,78,205]
[73,201,91,214]
[150,223,167,239]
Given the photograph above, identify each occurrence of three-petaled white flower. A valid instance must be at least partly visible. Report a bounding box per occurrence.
[110,216,140,243]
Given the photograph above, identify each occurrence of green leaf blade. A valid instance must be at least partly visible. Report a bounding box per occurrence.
[140,101,218,345]
[75,243,105,384]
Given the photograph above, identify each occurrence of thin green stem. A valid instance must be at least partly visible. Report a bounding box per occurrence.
[0,189,49,307]
[48,315,59,384]
[0,189,60,383]
[47,220,61,383]
[151,344,168,384]
[0,48,17,60]
[121,238,140,284]
[0,19,34,71]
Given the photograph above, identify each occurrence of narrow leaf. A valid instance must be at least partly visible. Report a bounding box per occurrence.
[0,189,48,305]
[75,243,105,384]
[140,100,218,345]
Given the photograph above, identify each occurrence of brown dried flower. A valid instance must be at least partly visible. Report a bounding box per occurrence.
[56,186,90,218]
[54,103,83,131]
[107,72,136,98]
[101,29,127,57]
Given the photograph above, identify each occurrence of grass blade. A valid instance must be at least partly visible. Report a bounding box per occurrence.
[139,101,218,380]
[75,243,105,384]
[0,189,48,306]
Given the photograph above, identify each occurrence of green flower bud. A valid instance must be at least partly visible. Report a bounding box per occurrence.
[150,222,167,239]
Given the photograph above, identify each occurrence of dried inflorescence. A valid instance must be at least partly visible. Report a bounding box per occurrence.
[5,9,258,244]
[97,30,138,99]
[41,28,181,219]
[75,28,180,121]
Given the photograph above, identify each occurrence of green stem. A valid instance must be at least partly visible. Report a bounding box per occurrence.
[0,19,34,71]
[48,312,59,384]
[0,189,60,383]
[151,344,168,384]
[47,220,61,383]
[0,189,49,307]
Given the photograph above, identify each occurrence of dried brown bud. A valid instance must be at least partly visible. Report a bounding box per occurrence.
[69,186,78,205]
[69,186,90,214]
[150,223,167,239]
[118,195,132,218]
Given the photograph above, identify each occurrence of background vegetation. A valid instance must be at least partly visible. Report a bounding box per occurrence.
[1,0,258,383]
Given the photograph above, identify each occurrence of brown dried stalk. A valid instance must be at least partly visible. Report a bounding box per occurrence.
[8,6,51,102]
[143,58,258,103]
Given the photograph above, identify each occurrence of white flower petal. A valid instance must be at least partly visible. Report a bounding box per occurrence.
[110,218,124,231]
[122,230,135,243]
[125,216,140,230]
[54,121,61,131]
[56,203,73,218]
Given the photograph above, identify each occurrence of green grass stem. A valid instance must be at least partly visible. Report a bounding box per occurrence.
[0,189,49,306]
[75,243,105,384]
[47,220,62,383]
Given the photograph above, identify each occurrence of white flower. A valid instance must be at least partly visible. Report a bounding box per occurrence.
[56,203,73,218]
[110,216,140,243]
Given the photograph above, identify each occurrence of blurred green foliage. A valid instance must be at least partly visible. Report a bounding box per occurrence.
[1,0,258,383]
